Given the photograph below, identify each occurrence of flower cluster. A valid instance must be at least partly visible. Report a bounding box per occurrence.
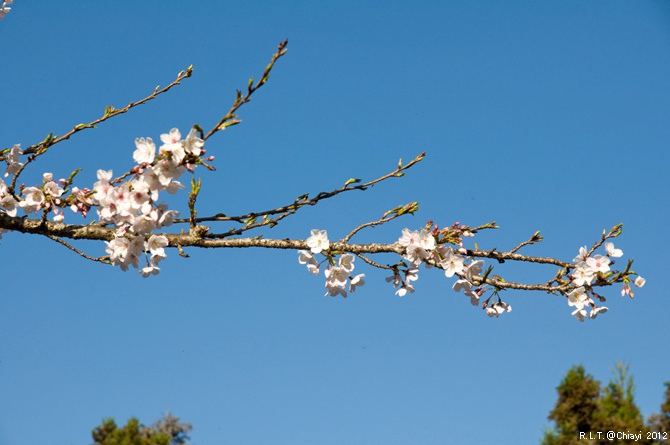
[94,128,203,275]
[295,224,517,318]
[0,0,13,21]
[298,229,365,297]
[1,169,66,221]
[567,241,645,321]
[395,226,512,317]
[1,127,206,276]
[566,286,607,322]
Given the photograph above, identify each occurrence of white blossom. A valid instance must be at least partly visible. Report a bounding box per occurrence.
[605,242,623,258]
[586,254,610,274]
[133,137,156,164]
[306,229,329,254]
[439,247,465,278]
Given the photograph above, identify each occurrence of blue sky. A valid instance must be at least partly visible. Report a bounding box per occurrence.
[1,2,669,444]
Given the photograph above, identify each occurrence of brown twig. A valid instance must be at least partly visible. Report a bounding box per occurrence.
[2,67,193,160]
[203,39,289,142]
[173,152,427,236]
[46,234,109,264]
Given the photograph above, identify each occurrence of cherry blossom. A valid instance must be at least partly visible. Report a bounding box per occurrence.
[146,234,168,257]
[573,246,588,263]
[133,137,156,164]
[572,307,587,322]
[338,254,355,273]
[566,286,599,322]
[464,259,484,282]
[605,241,623,258]
[19,186,45,213]
[398,228,419,247]
[184,128,205,156]
[589,306,608,319]
[572,262,594,286]
[396,283,415,297]
[0,179,18,216]
[159,131,187,164]
[567,286,590,308]
[349,274,365,292]
[453,279,480,306]
[140,264,160,277]
[0,193,18,217]
[386,271,402,288]
[306,229,329,254]
[4,144,23,177]
[398,228,436,266]
[298,250,319,275]
[439,247,465,278]
[43,179,64,199]
[486,301,512,318]
[160,128,182,147]
[586,254,610,274]
[106,236,143,271]
[404,267,419,283]
[325,265,349,289]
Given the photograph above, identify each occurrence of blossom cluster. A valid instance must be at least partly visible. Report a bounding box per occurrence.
[96,128,203,276]
[297,225,512,318]
[298,229,366,297]
[395,226,512,318]
[0,0,12,21]
[1,150,67,223]
[1,127,206,276]
[296,224,646,321]
[567,242,645,321]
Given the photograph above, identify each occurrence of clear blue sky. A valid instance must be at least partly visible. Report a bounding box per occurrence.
[1,2,669,444]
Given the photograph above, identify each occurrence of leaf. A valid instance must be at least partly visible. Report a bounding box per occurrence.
[343,178,361,188]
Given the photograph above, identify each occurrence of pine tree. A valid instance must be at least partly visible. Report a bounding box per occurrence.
[542,365,601,445]
[91,413,191,445]
[648,382,670,445]
[542,363,655,445]
[592,363,650,444]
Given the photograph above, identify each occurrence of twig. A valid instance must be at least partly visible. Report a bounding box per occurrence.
[586,224,623,258]
[341,205,414,244]
[354,253,393,270]
[508,230,543,254]
[2,67,193,159]
[173,152,427,234]
[203,39,289,141]
[46,234,110,264]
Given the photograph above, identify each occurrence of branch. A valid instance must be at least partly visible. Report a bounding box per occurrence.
[172,152,426,237]
[46,234,109,264]
[1,66,193,160]
[0,40,643,321]
[202,39,289,141]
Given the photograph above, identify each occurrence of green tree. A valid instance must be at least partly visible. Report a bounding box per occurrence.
[648,382,670,445]
[91,413,191,445]
[542,365,602,445]
[593,363,649,443]
[542,363,655,445]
